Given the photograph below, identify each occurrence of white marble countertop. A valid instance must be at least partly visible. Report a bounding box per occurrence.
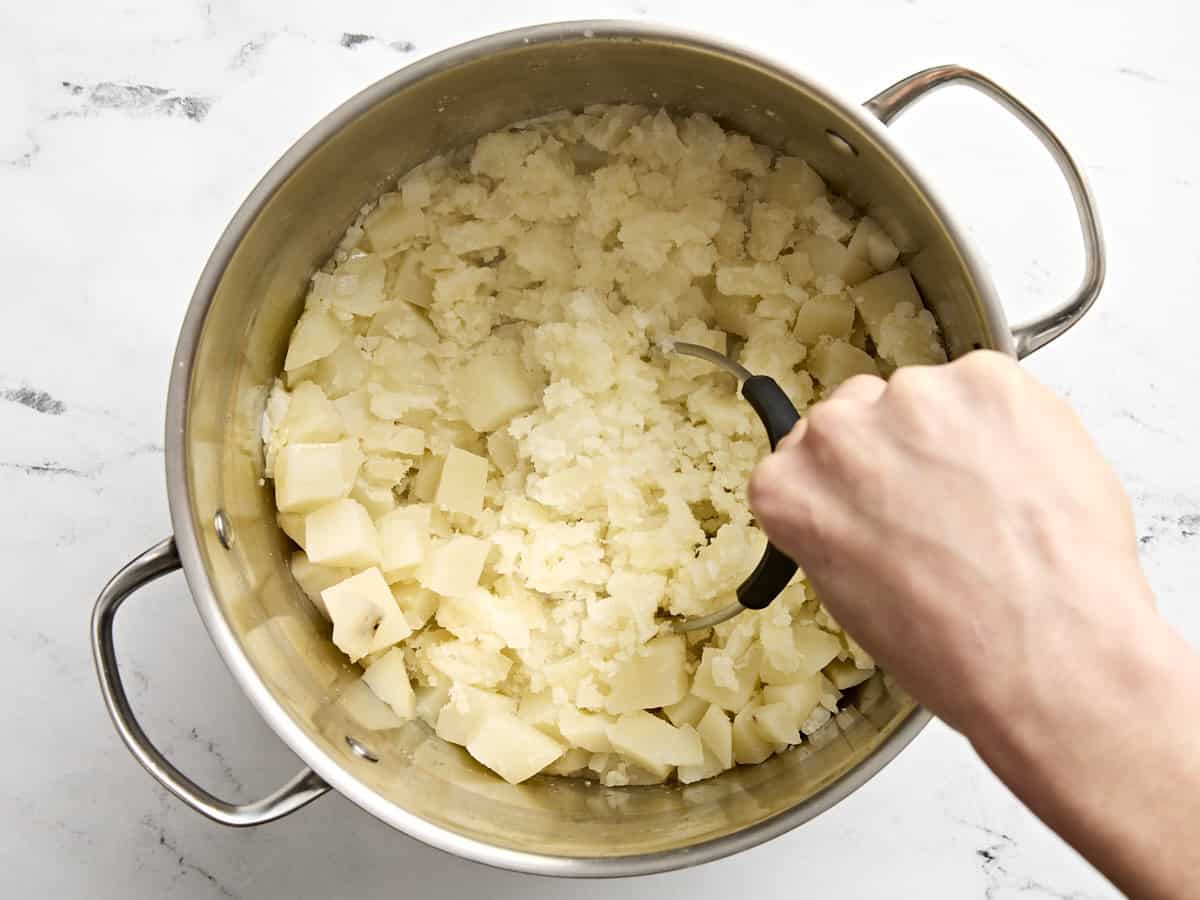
[3,0,1197,896]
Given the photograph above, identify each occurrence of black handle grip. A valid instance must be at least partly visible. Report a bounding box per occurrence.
[736,543,798,610]
[735,374,802,611]
[741,375,802,450]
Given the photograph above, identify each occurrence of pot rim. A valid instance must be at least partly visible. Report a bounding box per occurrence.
[162,19,995,877]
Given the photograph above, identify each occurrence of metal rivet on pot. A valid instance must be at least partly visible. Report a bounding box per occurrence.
[825,129,857,157]
[346,735,379,763]
[213,510,233,549]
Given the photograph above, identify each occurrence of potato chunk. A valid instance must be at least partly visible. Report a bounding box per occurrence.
[607,711,705,777]
[321,567,393,662]
[274,441,362,513]
[436,685,517,745]
[807,338,880,389]
[691,647,758,711]
[305,498,379,568]
[792,294,855,346]
[452,347,543,433]
[362,647,417,719]
[289,551,349,618]
[284,309,346,371]
[798,235,872,286]
[603,634,689,714]
[764,157,826,209]
[696,704,734,769]
[377,506,430,581]
[467,713,565,784]
[419,535,489,598]
[434,446,488,517]
[852,267,924,336]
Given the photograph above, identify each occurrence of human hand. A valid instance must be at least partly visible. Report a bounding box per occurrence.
[748,350,1152,733]
[749,351,1200,900]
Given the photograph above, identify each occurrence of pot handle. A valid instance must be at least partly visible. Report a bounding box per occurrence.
[864,65,1105,358]
[91,537,330,826]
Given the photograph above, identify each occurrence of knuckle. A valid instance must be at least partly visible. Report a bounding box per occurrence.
[886,363,936,398]
[832,373,885,399]
[805,400,853,438]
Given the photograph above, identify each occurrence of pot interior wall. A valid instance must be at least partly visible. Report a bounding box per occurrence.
[183,29,989,858]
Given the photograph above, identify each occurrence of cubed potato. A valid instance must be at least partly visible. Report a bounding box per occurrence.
[715,262,788,298]
[316,253,387,317]
[663,693,709,728]
[604,634,689,714]
[780,250,815,287]
[350,476,399,520]
[305,498,380,568]
[517,690,562,739]
[392,582,439,630]
[378,507,430,581]
[807,338,880,389]
[753,702,802,744]
[315,339,369,398]
[846,216,900,272]
[361,456,412,489]
[411,453,444,502]
[691,647,759,711]
[413,680,452,728]
[274,441,363,513]
[333,389,371,438]
[558,706,615,753]
[451,347,543,433]
[363,202,426,253]
[747,202,795,262]
[487,577,546,649]
[792,294,856,346]
[467,713,565,784]
[282,381,344,443]
[763,678,824,722]
[435,588,495,641]
[277,513,306,549]
[434,447,488,517]
[436,685,517,745]
[544,746,593,777]
[794,624,843,675]
[696,704,734,769]
[732,703,773,765]
[799,235,872,286]
[486,430,519,474]
[367,299,439,346]
[764,157,826,210]
[825,658,875,690]
[337,678,405,731]
[802,705,834,736]
[418,535,489,598]
[284,309,346,371]
[711,293,759,338]
[361,647,417,719]
[852,267,924,336]
[361,422,425,456]
[385,249,434,308]
[367,589,414,654]
[289,551,350,618]
[607,711,705,777]
[677,750,728,784]
[320,567,393,661]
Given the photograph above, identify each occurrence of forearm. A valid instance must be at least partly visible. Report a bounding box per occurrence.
[966,606,1200,900]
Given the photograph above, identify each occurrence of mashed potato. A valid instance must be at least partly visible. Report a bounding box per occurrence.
[264,106,946,785]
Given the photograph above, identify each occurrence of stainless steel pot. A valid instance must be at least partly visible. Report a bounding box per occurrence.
[91,21,1104,876]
